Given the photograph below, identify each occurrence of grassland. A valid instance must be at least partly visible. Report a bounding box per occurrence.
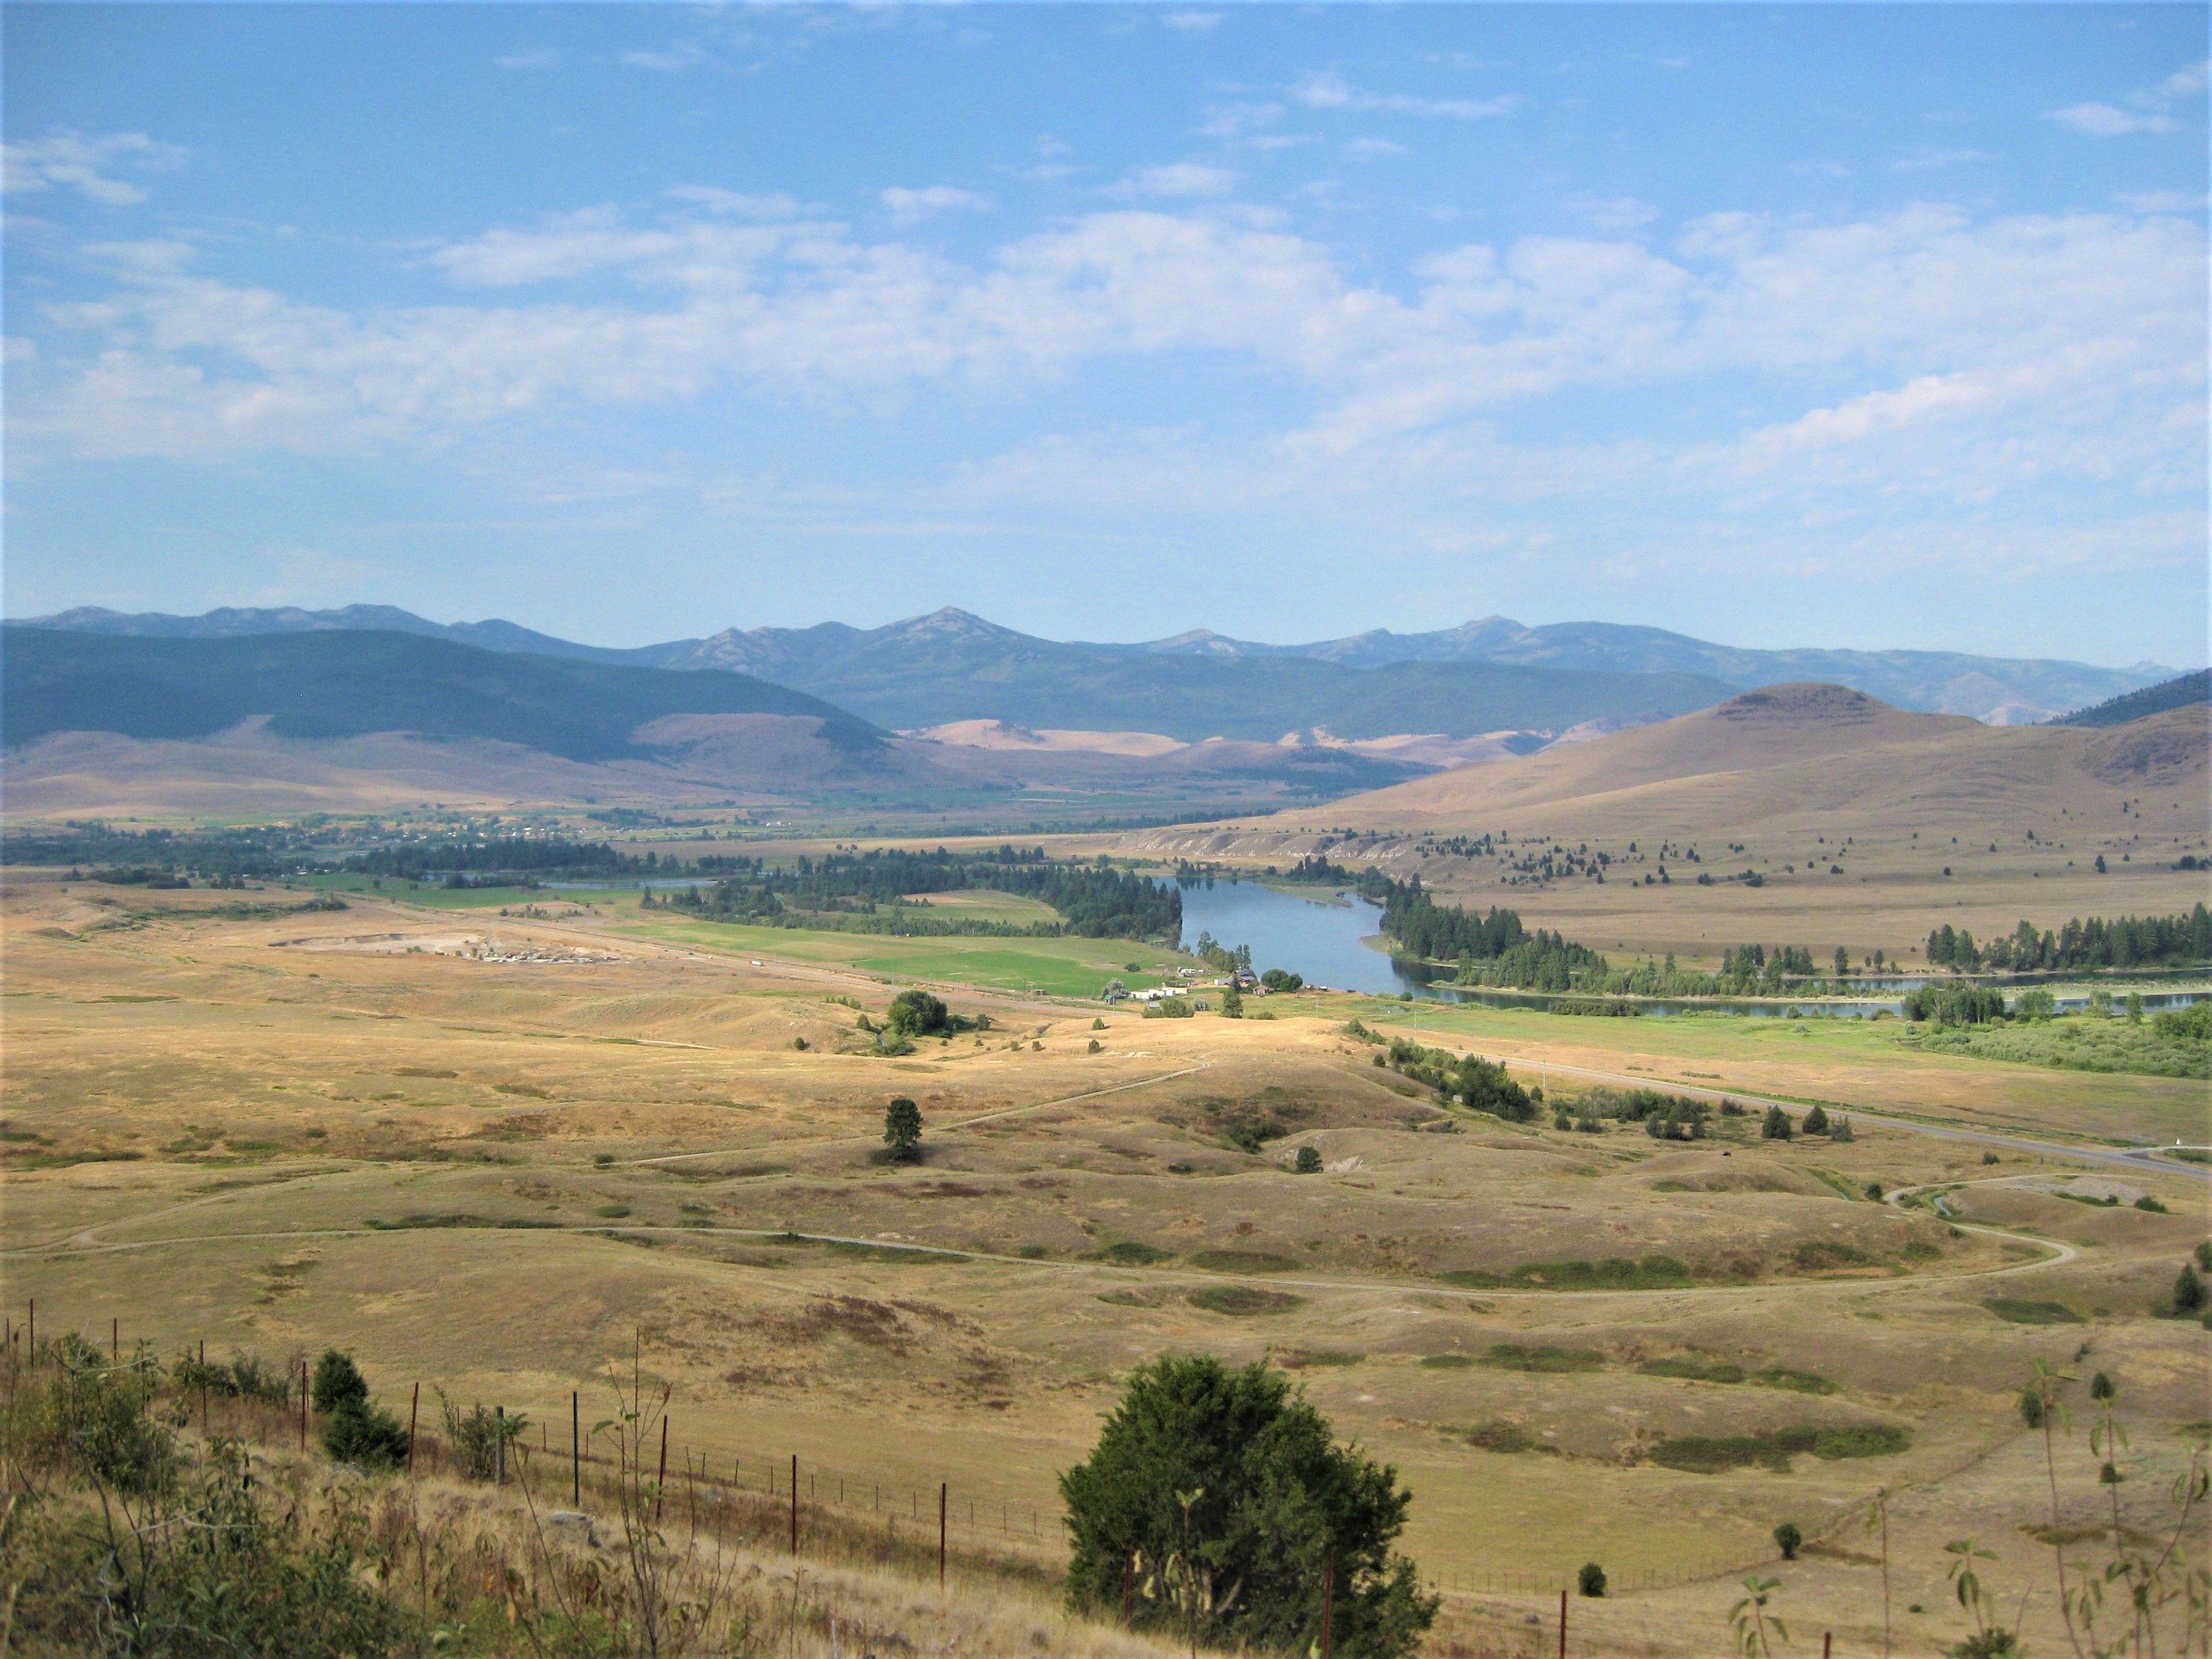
[3,868,2205,1658]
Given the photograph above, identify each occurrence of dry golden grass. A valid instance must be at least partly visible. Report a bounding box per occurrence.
[3,872,2205,1657]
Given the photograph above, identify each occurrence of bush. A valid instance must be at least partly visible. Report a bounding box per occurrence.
[1059,1355,1437,1658]
[323,1397,410,1471]
[1578,1561,1607,1598]
[1801,1104,1830,1135]
[1143,997,1195,1019]
[1294,1145,1324,1174]
[437,1391,526,1482]
[1761,1106,1793,1141]
[310,1349,367,1414]
[2018,1387,2045,1428]
[2175,1264,2205,1313]
[1773,1521,1802,1560]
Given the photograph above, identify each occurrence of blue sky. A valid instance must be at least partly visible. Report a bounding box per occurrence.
[4,3,2206,667]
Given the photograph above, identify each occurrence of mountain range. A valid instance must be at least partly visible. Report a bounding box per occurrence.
[27,604,2173,729]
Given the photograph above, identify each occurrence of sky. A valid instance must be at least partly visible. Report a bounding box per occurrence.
[3,3,2207,668]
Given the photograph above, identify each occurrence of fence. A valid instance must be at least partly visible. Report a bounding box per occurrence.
[6,1303,1854,1652]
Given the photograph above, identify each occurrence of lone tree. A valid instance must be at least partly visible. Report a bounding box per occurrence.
[2175,1263,2204,1315]
[1773,1521,1802,1561]
[312,1347,409,1471]
[1061,1355,1435,1659]
[1802,1104,1830,1136]
[1295,1145,1324,1174]
[1761,1106,1794,1141]
[1578,1562,1607,1598]
[883,1096,924,1163]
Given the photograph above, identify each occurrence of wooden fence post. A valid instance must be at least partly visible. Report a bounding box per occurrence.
[112,1318,118,1364]
[300,1361,309,1451]
[571,1391,581,1507]
[1558,1587,1568,1659]
[939,1481,947,1589]
[407,1382,420,1474]
[495,1406,506,1486]
[26,1300,32,1357]
[789,1454,798,1553]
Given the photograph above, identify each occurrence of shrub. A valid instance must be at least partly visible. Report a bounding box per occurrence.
[437,1391,526,1483]
[310,1349,368,1414]
[323,1397,410,1471]
[2175,1264,2205,1313]
[1059,1355,1436,1658]
[1761,1107,1793,1141]
[1578,1561,1607,1598]
[1294,1145,1324,1174]
[1773,1521,1802,1560]
[2018,1388,2045,1428]
[1143,997,1195,1019]
[886,988,954,1037]
[2135,1194,2169,1213]
[1801,1104,1830,1135]
[1088,1038,1103,1053]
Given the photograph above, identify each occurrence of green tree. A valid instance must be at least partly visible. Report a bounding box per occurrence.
[1761,1106,1793,1141]
[1220,980,1245,1018]
[884,1096,924,1162]
[887,988,953,1038]
[1578,1562,1607,1597]
[310,1348,369,1414]
[1060,1355,1436,1659]
[2174,1263,2204,1313]
[1772,1521,1802,1561]
[1294,1145,1324,1174]
[1801,1104,1830,1136]
[1833,947,1849,978]
[323,1395,410,1471]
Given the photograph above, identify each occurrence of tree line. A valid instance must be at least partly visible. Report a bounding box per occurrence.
[646,848,1181,941]
[1926,907,2211,973]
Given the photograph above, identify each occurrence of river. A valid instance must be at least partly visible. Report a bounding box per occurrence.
[1170,877,2209,1020]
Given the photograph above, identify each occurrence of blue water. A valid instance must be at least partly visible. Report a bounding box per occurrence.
[1170,878,2209,1019]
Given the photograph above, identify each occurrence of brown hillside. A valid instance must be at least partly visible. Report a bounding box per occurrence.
[1293,686,2205,842]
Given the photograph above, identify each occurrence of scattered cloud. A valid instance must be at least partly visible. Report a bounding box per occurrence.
[1892,148,1994,171]
[881,185,991,222]
[620,41,706,73]
[2,129,183,206]
[2118,190,2203,214]
[1289,72,1522,121]
[1344,138,1408,161]
[1567,195,1658,232]
[1197,102,1284,140]
[1109,163,1235,199]
[2049,58,2207,135]
[2052,102,2177,136]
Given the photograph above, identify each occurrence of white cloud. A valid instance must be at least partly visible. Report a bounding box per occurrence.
[1891,148,1994,171]
[664,186,805,219]
[1344,138,1408,161]
[2052,102,2177,136]
[2049,58,2207,135]
[621,41,705,72]
[880,186,990,222]
[17,192,2203,563]
[1162,11,1221,31]
[1567,195,1658,232]
[2,129,183,206]
[1109,163,1235,199]
[1289,72,1522,120]
[2119,190,2203,214]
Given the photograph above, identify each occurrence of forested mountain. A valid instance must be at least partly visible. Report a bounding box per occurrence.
[23,604,2170,729]
[1,628,883,761]
[2049,670,2211,729]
